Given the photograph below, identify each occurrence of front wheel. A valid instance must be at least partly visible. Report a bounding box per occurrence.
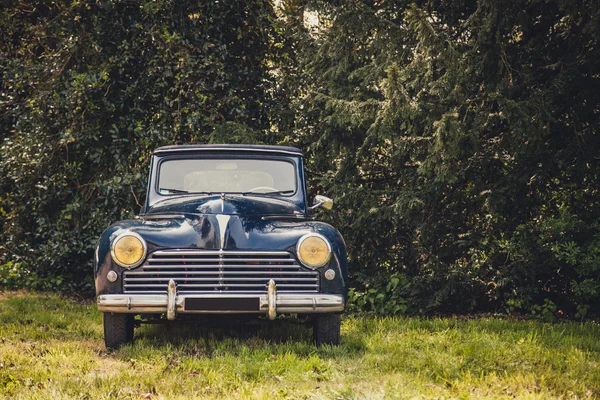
[312,314,341,346]
[103,313,134,349]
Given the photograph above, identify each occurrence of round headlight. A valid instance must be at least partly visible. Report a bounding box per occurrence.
[111,232,147,268]
[297,233,332,268]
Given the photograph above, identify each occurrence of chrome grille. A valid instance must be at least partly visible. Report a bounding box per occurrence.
[123,250,320,294]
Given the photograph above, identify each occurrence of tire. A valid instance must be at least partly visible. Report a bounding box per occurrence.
[103,313,134,349]
[312,314,341,346]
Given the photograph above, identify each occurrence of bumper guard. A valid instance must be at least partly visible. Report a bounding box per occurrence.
[97,279,344,319]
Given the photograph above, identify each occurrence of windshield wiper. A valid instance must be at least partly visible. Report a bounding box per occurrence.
[160,188,215,195]
[159,188,189,194]
[263,189,295,195]
[242,189,295,196]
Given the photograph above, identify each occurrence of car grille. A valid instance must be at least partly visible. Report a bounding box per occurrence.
[122,250,320,294]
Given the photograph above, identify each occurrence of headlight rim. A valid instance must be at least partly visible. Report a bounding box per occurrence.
[110,231,147,269]
[296,233,332,269]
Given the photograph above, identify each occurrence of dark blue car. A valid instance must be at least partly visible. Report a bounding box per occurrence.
[95,145,347,348]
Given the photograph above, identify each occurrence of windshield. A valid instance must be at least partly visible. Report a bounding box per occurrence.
[158,158,297,195]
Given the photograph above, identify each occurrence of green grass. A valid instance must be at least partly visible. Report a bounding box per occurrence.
[0,291,598,399]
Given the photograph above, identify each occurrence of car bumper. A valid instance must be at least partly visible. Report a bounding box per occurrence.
[97,280,344,319]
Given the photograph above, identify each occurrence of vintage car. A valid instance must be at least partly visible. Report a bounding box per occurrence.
[94,144,347,348]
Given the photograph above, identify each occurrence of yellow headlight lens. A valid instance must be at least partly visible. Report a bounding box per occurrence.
[111,234,146,268]
[297,234,331,268]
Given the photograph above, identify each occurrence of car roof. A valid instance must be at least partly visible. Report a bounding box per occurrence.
[153,144,303,157]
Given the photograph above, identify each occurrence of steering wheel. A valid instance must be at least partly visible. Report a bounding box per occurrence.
[246,186,278,193]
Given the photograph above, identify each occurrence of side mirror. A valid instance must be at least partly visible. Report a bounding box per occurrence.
[310,195,333,211]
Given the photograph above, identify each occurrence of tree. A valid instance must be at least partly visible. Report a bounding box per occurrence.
[0,0,278,292]
[279,0,600,316]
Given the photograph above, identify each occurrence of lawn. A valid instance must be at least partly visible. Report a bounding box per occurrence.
[0,291,598,399]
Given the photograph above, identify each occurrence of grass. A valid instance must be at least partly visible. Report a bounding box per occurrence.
[0,291,598,399]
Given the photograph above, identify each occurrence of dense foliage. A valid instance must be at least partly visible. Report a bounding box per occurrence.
[1,0,599,318]
[0,0,277,293]
[280,0,600,317]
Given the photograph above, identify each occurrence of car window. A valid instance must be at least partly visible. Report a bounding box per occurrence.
[158,158,296,195]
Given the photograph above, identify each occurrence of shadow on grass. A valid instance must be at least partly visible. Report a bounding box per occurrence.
[137,317,310,343]
[125,316,367,359]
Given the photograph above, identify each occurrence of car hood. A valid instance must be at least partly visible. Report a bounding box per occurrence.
[145,195,304,216]
[103,214,327,254]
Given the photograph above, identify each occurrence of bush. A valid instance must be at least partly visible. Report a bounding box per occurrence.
[0,0,278,294]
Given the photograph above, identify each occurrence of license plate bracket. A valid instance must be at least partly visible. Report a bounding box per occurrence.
[184,297,260,311]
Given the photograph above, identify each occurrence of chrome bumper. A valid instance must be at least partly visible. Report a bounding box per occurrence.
[97,279,344,319]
